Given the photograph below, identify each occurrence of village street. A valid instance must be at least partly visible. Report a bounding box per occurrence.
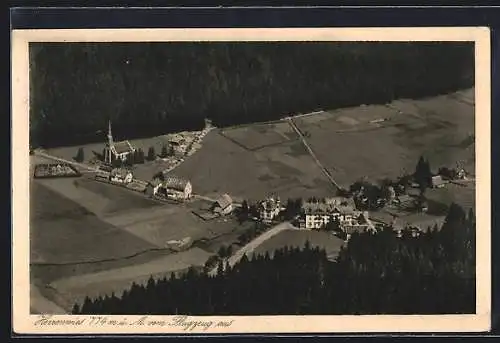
[286,118,341,191]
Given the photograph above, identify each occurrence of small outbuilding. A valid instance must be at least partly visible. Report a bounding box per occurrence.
[212,193,234,216]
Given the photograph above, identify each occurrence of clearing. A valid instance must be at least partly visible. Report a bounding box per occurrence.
[294,90,475,188]
[253,228,345,261]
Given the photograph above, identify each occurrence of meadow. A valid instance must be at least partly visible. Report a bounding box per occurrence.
[294,89,475,188]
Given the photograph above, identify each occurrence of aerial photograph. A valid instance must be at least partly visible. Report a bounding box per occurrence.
[29,41,475,315]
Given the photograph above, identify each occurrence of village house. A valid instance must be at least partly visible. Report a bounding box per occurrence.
[259,196,282,224]
[103,121,136,163]
[431,175,447,188]
[152,173,192,201]
[457,168,467,180]
[212,194,234,216]
[110,168,133,184]
[168,134,187,153]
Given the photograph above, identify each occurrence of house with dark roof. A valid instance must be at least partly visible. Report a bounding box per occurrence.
[156,174,192,200]
[212,193,234,215]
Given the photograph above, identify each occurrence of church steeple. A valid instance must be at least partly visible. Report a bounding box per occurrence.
[107,120,114,146]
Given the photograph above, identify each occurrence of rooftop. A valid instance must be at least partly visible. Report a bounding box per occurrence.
[162,175,190,192]
[215,193,233,209]
[111,168,132,177]
[113,140,135,154]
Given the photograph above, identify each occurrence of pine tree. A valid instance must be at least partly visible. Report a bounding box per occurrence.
[74,147,85,162]
[137,148,145,163]
[161,144,168,158]
[147,146,156,161]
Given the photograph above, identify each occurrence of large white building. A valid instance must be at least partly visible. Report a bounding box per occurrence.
[300,197,366,231]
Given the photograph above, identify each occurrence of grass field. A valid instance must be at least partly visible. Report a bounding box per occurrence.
[294,90,475,188]
[30,181,157,264]
[220,122,297,151]
[30,161,247,312]
[49,247,212,306]
[171,129,334,201]
[253,229,345,261]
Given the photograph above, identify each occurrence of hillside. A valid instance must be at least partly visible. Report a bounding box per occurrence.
[30,42,474,148]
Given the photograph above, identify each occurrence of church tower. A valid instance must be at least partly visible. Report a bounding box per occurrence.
[105,120,115,164]
[107,120,114,146]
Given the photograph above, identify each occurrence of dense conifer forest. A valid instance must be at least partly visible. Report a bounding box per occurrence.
[73,203,475,315]
[30,42,474,148]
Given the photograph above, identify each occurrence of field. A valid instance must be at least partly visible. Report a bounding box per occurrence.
[220,122,297,151]
[253,229,345,261]
[294,90,475,188]
[172,127,334,201]
[30,158,249,313]
[30,181,157,264]
[49,247,212,305]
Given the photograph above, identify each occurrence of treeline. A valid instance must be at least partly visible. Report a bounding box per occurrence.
[30,42,474,148]
[73,203,475,315]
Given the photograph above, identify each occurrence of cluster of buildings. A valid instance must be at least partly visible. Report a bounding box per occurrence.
[103,120,212,166]
[33,163,81,179]
[297,197,371,234]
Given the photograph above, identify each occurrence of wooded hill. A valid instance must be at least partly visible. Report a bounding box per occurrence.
[30,42,474,148]
[73,203,475,315]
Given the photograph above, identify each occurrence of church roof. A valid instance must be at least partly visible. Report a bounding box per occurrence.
[113,141,135,154]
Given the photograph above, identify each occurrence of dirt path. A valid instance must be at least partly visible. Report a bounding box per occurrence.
[286,118,341,191]
[209,221,293,276]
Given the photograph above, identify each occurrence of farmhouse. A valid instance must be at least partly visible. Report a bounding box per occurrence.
[259,196,282,224]
[110,168,134,184]
[103,121,136,163]
[212,193,234,216]
[431,175,447,188]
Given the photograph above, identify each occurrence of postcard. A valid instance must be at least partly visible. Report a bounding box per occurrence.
[12,27,491,334]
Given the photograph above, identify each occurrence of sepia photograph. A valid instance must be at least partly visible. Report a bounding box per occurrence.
[12,27,491,334]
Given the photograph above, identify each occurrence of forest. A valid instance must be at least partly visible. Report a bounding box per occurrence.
[30,42,474,148]
[73,203,475,315]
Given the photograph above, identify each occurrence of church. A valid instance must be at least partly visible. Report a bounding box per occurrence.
[103,121,136,164]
